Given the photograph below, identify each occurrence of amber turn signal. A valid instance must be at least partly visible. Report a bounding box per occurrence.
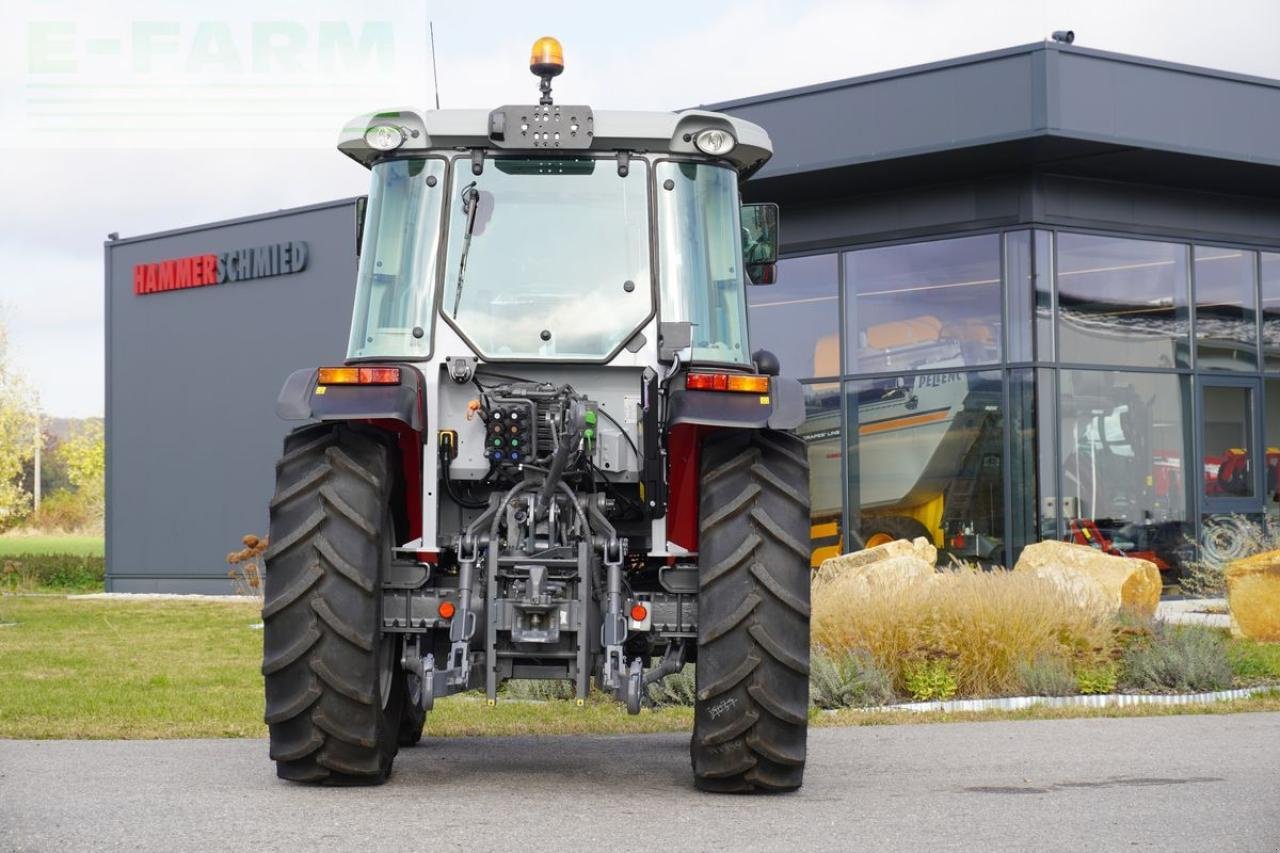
[316,366,401,385]
[685,372,770,393]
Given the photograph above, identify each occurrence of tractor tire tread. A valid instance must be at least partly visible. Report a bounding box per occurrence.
[263,423,403,786]
[692,429,810,794]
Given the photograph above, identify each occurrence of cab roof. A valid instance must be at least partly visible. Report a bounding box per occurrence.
[338,107,773,178]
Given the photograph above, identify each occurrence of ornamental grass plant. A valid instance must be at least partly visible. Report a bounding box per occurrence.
[812,566,1118,699]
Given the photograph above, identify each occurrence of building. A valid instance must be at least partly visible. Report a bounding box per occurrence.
[105,41,1280,592]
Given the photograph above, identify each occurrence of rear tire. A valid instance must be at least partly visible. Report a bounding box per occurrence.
[860,515,931,549]
[691,429,811,793]
[262,423,404,785]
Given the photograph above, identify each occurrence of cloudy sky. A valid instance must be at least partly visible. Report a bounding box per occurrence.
[3,0,1280,417]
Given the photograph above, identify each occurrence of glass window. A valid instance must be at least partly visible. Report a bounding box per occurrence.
[1266,379,1280,525]
[1202,385,1254,499]
[1005,232,1033,363]
[747,254,839,379]
[846,369,1005,564]
[1194,246,1257,371]
[1008,368,1039,564]
[1036,369,1059,539]
[656,162,750,364]
[441,157,651,359]
[1057,369,1191,572]
[1035,231,1054,361]
[1262,253,1280,371]
[1055,234,1190,369]
[844,235,1002,374]
[798,381,843,566]
[348,159,446,359]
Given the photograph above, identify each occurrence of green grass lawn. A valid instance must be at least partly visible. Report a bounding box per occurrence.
[0,595,1276,740]
[0,535,104,557]
[0,596,692,739]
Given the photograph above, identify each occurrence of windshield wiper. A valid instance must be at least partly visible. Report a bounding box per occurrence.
[451,182,481,318]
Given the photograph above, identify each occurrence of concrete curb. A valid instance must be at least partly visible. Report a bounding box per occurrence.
[845,685,1279,714]
[67,593,260,604]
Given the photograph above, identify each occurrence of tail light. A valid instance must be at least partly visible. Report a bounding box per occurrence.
[685,372,770,393]
[317,366,401,385]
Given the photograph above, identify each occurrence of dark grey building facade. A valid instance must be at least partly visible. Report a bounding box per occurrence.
[105,200,358,591]
[106,42,1280,590]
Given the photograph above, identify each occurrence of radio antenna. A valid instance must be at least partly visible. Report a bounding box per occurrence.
[429,21,441,110]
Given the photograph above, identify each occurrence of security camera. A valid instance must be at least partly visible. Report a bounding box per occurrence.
[1051,30,1075,44]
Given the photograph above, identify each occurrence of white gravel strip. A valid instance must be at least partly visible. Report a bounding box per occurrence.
[843,685,1278,714]
[1157,597,1231,628]
[67,593,260,604]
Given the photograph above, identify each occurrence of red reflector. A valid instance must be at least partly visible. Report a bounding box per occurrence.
[951,535,966,549]
[686,372,769,393]
[438,601,456,619]
[359,367,401,384]
[630,603,648,622]
[317,366,401,385]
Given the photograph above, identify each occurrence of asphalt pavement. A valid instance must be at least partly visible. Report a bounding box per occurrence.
[1,712,1277,852]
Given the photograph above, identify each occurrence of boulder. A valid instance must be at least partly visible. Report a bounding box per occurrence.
[1013,540,1161,619]
[815,537,936,589]
[1224,550,1280,641]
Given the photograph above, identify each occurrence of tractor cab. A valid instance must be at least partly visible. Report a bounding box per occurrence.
[339,40,778,370]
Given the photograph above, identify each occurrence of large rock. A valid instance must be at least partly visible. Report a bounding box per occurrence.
[1225,550,1280,641]
[1013,540,1161,619]
[815,537,936,589]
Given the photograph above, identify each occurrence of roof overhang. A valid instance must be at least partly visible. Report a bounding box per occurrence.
[707,42,1280,202]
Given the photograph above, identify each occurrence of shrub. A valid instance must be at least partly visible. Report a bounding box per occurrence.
[812,566,1116,698]
[902,659,958,702]
[0,553,104,592]
[1015,655,1078,697]
[1075,662,1119,695]
[503,679,577,701]
[226,534,267,599]
[810,649,896,709]
[1119,624,1233,693]
[647,664,697,707]
[27,489,97,534]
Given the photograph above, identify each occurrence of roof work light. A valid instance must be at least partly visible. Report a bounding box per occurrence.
[364,124,405,151]
[695,128,736,156]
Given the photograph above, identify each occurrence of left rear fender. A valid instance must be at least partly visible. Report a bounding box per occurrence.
[276,365,426,431]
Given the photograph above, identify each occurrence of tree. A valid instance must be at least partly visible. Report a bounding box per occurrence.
[0,315,38,524]
[60,419,105,506]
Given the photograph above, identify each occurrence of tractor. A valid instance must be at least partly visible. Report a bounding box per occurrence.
[262,37,811,792]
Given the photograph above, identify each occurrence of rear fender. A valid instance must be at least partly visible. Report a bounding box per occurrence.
[276,365,427,545]
[663,377,805,554]
[276,365,426,431]
[665,376,803,431]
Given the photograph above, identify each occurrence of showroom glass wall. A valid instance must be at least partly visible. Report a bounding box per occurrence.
[747,229,1280,571]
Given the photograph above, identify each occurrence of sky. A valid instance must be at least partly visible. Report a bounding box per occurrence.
[3,0,1280,417]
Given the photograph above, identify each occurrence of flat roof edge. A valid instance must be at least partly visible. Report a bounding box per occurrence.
[104,196,360,248]
[706,40,1280,112]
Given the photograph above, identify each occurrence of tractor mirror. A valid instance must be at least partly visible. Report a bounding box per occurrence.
[354,195,368,256]
[741,203,779,265]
